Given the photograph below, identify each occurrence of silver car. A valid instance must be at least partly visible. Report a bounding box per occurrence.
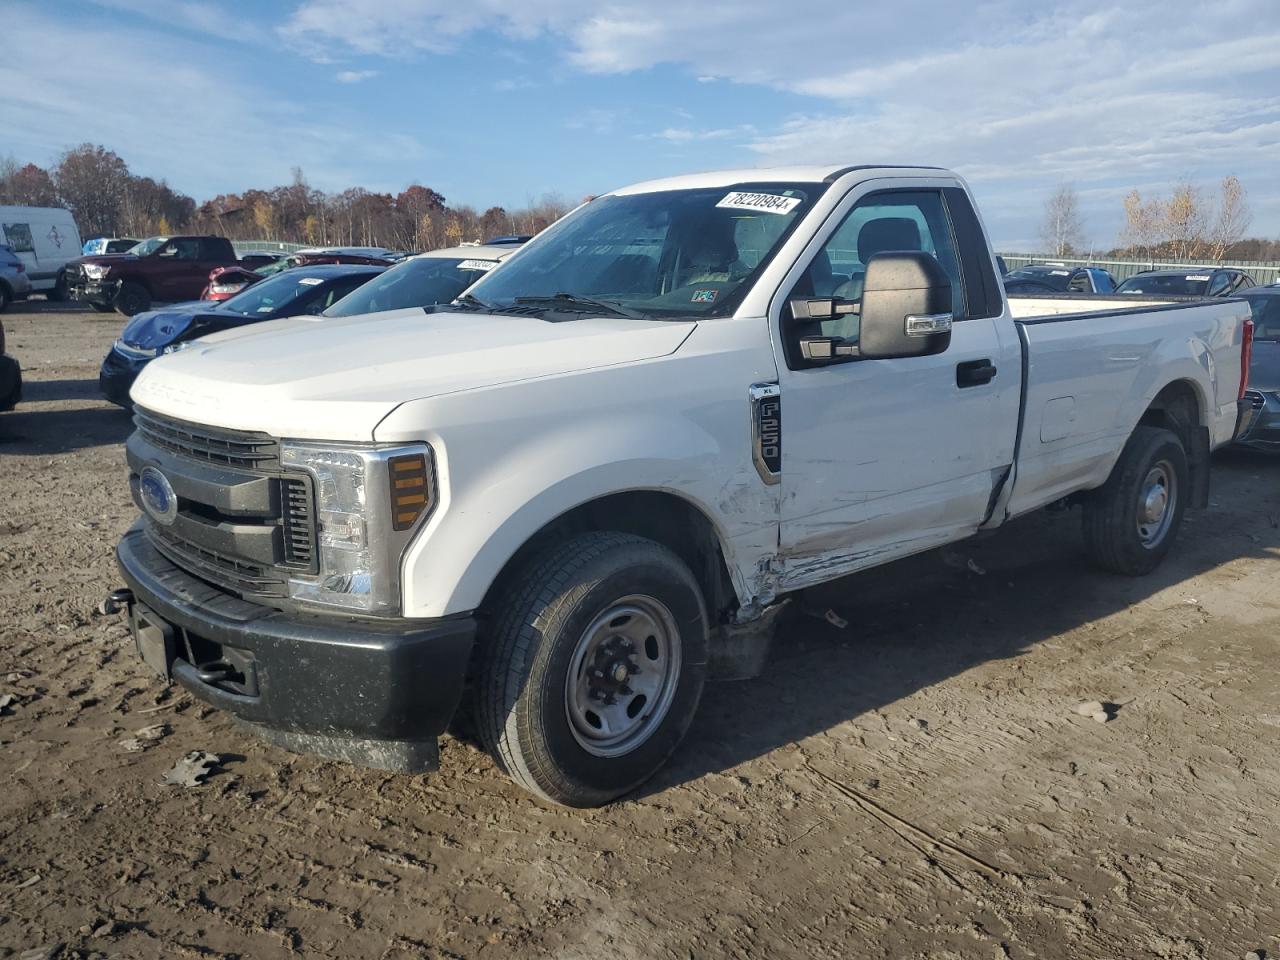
[0,243,32,312]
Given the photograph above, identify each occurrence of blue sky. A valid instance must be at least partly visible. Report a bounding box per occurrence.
[3,0,1279,249]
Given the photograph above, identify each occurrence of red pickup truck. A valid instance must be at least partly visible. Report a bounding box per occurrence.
[68,236,241,316]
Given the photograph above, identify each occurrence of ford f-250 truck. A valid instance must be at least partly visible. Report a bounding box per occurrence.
[107,165,1255,807]
[69,236,241,316]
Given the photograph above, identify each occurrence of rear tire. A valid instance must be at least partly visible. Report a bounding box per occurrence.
[114,282,150,317]
[1082,425,1188,575]
[47,271,69,302]
[477,532,708,807]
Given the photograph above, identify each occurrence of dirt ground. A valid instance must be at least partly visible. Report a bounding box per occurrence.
[1,300,1278,960]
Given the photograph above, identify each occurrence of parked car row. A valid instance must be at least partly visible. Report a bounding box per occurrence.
[1001,261,1258,299]
[98,241,525,405]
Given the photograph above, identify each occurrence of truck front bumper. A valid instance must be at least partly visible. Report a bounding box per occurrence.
[70,278,120,308]
[116,524,477,772]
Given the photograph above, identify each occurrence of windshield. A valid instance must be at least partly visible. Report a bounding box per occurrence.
[219,270,328,317]
[1005,266,1073,291]
[1115,273,1210,296]
[465,182,826,319]
[1243,294,1280,340]
[324,256,501,317]
[127,237,168,257]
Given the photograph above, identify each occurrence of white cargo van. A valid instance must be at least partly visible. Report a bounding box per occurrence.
[0,206,83,299]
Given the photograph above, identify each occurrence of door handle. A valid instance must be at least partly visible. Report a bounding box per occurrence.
[956,359,997,388]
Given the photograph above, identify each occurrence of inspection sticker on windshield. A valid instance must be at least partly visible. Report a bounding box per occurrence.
[691,288,719,303]
[457,259,499,272]
[1186,274,1211,281]
[297,277,323,285]
[716,192,802,215]
[1050,270,1071,276]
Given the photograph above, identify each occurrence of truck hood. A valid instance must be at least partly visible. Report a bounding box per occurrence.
[130,307,697,441]
[73,253,137,267]
[121,301,217,349]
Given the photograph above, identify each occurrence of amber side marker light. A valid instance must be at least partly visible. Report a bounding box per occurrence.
[389,453,431,531]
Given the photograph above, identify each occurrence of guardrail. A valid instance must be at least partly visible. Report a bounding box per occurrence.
[999,253,1280,285]
[231,240,311,255]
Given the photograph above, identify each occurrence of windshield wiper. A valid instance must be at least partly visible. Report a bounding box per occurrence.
[452,292,496,310]
[513,293,645,320]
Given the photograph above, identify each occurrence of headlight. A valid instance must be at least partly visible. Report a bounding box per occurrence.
[280,442,435,615]
[161,340,196,355]
[83,263,111,280]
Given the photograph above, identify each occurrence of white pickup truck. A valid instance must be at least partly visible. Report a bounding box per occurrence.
[111,164,1255,806]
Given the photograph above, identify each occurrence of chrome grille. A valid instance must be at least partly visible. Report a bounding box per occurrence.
[135,408,279,469]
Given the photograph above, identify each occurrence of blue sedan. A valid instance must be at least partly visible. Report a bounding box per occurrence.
[99,263,384,407]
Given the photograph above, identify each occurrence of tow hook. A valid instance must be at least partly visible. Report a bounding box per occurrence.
[100,587,134,616]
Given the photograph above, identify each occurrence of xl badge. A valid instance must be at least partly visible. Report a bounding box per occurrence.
[139,466,178,525]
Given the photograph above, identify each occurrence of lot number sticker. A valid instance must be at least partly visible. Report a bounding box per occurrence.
[716,192,802,215]
[457,259,499,271]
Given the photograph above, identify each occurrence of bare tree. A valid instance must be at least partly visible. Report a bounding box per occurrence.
[1207,175,1251,262]
[1038,184,1085,257]
[1120,188,1164,261]
[1163,181,1207,260]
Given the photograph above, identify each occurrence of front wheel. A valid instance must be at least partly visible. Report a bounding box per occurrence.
[478,532,708,807]
[114,282,151,317]
[1082,425,1188,575]
[46,271,69,302]
[90,302,114,313]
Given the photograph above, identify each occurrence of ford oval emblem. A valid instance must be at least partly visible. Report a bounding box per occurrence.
[139,466,178,525]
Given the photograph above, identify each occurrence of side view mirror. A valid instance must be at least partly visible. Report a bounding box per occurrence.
[858,251,953,360]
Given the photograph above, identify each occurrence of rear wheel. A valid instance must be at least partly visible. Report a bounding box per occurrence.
[478,532,708,807]
[1082,425,1188,575]
[114,282,151,317]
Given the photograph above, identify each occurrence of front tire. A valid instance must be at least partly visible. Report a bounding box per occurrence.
[90,302,114,313]
[478,532,708,807]
[0,283,9,313]
[114,282,151,317]
[47,271,69,302]
[1082,425,1188,575]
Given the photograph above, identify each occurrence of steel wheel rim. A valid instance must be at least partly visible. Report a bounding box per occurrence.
[565,594,682,758]
[1137,460,1176,548]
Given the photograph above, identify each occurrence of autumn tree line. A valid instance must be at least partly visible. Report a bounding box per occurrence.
[0,143,571,251]
[1037,175,1277,262]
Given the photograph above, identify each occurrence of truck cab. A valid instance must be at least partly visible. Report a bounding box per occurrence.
[111,165,1252,806]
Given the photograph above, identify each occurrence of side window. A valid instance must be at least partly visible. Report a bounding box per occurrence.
[1067,272,1092,293]
[1233,273,1254,291]
[2,223,34,254]
[200,239,227,260]
[160,239,200,260]
[790,189,965,343]
[1207,273,1231,296]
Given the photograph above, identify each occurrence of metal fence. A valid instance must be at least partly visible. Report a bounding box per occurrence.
[999,253,1280,285]
[231,240,312,255]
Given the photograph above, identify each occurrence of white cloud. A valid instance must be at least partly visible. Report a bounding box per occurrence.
[0,4,426,198]
[279,0,1280,245]
[335,69,378,83]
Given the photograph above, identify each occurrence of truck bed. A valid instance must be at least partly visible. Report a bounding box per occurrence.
[1001,293,1250,519]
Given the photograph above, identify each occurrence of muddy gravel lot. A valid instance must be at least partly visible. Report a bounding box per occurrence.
[1,301,1278,959]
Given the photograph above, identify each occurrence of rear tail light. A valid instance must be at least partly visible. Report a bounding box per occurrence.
[14,263,23,273]
[388,453,432,531]
[1239,318,1254,401]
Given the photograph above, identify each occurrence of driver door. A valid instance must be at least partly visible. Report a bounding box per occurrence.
[773,182,1018,588]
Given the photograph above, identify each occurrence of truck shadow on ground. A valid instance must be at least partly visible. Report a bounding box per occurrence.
[640,451,1279,798]
[0,380,133,454]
